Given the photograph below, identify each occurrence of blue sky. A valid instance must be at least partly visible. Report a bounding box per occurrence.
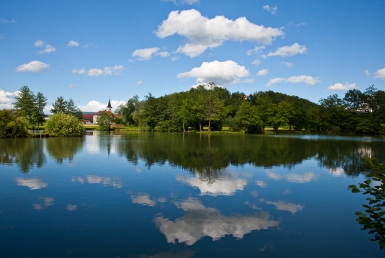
[0,0,384,112]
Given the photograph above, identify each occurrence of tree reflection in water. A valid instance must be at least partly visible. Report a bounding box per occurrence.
[0,138,45,173]
[45,137,84,164]
[349,158,385,249]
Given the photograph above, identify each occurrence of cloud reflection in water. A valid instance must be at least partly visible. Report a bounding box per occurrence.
[176,173,247,196]
[15,178,47,190]
[154,198,279,245]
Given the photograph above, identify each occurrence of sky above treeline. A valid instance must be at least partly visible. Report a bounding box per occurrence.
[0,0,384,112]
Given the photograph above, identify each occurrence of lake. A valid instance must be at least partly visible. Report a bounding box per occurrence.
[0,132,384,257]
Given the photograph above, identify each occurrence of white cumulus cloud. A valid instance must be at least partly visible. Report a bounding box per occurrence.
[252,59,261,66]
[328,82,357,91]
[132,47,160,60]
[34,40,44,47]
[68,40,79,47]
[257,69,269,76]
[267,43,307,57]
[156,9,284,57]
[0,88,17,109]
[16,61,50,73]
[177,60,250,86]
[374,67,385,79]
[266,75,321,86]
[247,45,265,56]
[364,70,370,76]
[72,65,124,76]
[162,0,199,5]
[263,5,278,15]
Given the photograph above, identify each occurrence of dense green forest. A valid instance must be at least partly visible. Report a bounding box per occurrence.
[116,84,385,134]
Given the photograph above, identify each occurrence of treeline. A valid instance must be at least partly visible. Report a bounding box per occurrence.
[116,84,385,134]
[0,86,84,138]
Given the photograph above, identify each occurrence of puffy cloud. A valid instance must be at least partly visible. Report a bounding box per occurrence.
[266,77,285,86]
[252,59,261,66]
[265,200,304,214]
[0,88,17,109]
[34,40,44,47]
[266,75,321,86]
[267,43,307,57]
[263,5,278,15]
[137,80,143,85]
[72,65,124,76]
[132,48,169,60]
[156,9,284,57]
[39,44,56,54]
[257,69,269,76]
[132,47,160,60]
[154,198,279,245]
[68,40,79,47]
[281,62,293,67]
[78,100,126,112]
[177,60,250,86]
[247,45,265,56]
[374,67,385,79]
[34,40,56,54]
[265,170,318,183]
[364,70,370,76]
[176,173,247,196]
[328,82,357,91]
[131,193,156,206]
[16,61,50,73]
[15,178,47,190]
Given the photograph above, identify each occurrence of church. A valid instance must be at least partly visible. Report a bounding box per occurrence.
[82,99,114,124]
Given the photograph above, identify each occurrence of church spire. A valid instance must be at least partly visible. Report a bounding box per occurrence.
[106,98,112,112]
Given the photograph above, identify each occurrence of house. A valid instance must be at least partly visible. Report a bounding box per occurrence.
[82,99,114,124]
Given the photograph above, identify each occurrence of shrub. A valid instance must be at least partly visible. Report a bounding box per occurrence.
[45,113,85,137]
[0,109,29,138]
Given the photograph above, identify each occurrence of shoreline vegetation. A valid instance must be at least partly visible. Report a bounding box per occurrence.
[1,83,384,138]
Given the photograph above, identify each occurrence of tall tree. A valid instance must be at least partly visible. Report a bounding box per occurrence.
[13,86,36,128]
[51,96,68,114]
[34,92,47,128]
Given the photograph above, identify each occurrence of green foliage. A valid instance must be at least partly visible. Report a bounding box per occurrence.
[0,109,29,138]
[13,86,47,129]
[45,113,85,137]
[51,96,83,121]
[231,102,263,133]
[348,158,385,249]
[97,111,115,131]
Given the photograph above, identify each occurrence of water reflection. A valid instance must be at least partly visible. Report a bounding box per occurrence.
[154,198,280,245]
[1,133,384,178]
[0,138,45,173]
[265,170,318,183]
[45,137,84,164]
[71,175,122,188]
[176,172,247,196]
[15,177,47,190]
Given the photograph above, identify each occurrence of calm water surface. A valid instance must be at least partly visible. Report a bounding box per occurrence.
[0,133,384,257]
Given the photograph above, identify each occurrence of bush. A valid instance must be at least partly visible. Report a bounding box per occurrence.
[45,113,85,137]
[0,109,29,138]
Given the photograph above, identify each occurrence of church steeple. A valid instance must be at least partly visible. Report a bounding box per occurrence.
[106,98,112,112]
